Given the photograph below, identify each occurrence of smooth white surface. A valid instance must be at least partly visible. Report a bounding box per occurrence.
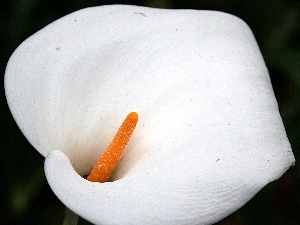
[5,5,295,225]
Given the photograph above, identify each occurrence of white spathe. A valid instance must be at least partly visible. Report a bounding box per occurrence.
[5,5,295,225]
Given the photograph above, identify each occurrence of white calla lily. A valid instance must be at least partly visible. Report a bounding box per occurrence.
[5,5,295,225]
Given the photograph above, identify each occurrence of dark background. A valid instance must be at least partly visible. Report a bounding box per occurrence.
[1,0,299,224]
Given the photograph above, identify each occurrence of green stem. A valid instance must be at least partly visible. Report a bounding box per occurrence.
[62,207,79,225]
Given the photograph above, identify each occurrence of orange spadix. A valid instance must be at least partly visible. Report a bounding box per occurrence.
[87,112,138,182]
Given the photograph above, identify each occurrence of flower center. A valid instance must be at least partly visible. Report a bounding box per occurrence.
[87,112,138,182]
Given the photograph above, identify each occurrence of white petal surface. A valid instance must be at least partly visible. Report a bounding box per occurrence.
[5,5,295,225]
[45,149,264,225]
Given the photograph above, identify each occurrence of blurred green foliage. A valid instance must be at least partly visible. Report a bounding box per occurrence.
[1,0,299,224]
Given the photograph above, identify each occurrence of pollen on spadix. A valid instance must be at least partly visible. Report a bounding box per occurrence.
[87,112,138,183]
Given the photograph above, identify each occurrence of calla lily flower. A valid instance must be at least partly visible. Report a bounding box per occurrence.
[5,5,295,225]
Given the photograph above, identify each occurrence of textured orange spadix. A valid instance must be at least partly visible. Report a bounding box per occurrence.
[87,112,138,182]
